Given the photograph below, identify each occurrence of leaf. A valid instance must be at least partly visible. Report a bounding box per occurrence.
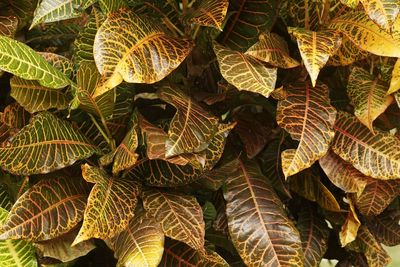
[187,0,229,31]
[367,209,400,246]
[319,150,368,198]
[289,171,341,212]
[0,102,30,130]
[288,28,342,87]
[0,177,88,241]
[0,0,36,29]
[388,58,400,94]
[158,86,220,157]
[98,0,128,13]
[35,228,95,263]
[213,42,277,98]
[26,22,80,47]
[328,37,369,66]
[93,9,194,97]
[71,60,115,119]
[217,0,279,51]
[142,189,205,251]
[347,67,393,132]
[108,209,164,267]
[359,0,399,32]
[287,0,324,31]
[329,11,400,57]
[0,36,69,89]
[223,158,304,266]
[245,32,300,69]
[0,208,38,267]
[0,16,18,37]
[30,0,97,29]
[160,239,229,267]
[340,0,360,8]
[332,111,400,179]
[73,164,140,245]
[297,206,330,267]
[276,81,337,177]
[340,198,361,247]
[0,112,100,175]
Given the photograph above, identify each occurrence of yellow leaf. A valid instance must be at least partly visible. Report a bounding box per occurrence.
[360,0,400,32]
[340,198,361,247]
[388,58,400,94]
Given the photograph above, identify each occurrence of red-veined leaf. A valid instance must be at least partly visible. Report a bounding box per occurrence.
[187,0,229,31]
[367,209,400,246]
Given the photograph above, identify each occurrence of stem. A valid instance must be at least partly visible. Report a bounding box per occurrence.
[89,114,115,150]
[321,0,331,25]
[192,24,201,40]
[182,0,188,13]
[17,177,29,199]
[164,17,185,37]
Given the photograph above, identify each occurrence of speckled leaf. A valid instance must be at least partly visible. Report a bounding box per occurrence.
[328,37,369,66]
[245,32,300,69]
[30,0,97,29]
[332,111,400,179]
[158,86,220,157]
[287,0,323,31]
[217,0,279,51]
[297,206,330,267]
[98,0,128,13]
[73,164,139,245]
[347,67,392,132]
[187,0,229,31]
[367,209,400,246]
[329,11,400,57]
[93,9,194,97]
[340,0,360,8]
[214,42,277,98]
[0,36,69,89]
[160,239,228,267]
[0,112,100,175]
[0,16,18,37]
[276,81,337,177]
[288,28,342,86]
[108,209,164,267]
[142,189,205,251]
[388,58,400,94]
[223,158,304,266]
[340,198,361,247]
[359,0,399,32]
[0,177,88,241]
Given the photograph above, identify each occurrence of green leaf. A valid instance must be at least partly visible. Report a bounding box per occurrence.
[98,0,128,13]
[0,207,38,267]
[332,111,400,180]
[217,0,279,51]
[329,11,400,57]
[186,0,229,31]
[0,177,88,241]
[0,36,69,89]
[160,239,229,267]
[276,81,337,177]
[288,28,342,86]
[142,189,205,251]
[0,112,101,175]
[245,32,300,69]
[347,67,393,132]
[359,0,399,32]
[328,37,369,66]
[73,164,140,245]
[30,0,97,29]
[223,158,304,266]
[108,209,164,267]
[213,42,277,98]
[158,86,220,157]
[297,206,330,267]
[0,16,18,37]
[93,9,194,97]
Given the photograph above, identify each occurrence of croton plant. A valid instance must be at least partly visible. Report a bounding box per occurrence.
[0,0,400,266]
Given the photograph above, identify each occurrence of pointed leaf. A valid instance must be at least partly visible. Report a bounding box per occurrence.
[359,0,399,32]
[93,9,194,97]
[0,177,88,241]
[329,11,400,57]
[0,208,38,267]
[196,158,239,191]
[347,67,392,132]
[31,0,97,29]
[142,189,205,251]
[108,209,164,267]
[213,42,277,98]
[0,112,100,175]
[158,86,220,157]
[245,32,300,69]
[160,239,228,267]
[0,36,69,89]
[328,37,369,66]
[288,28,342,86]
[276,81,337,177]
[332,111,400,179]
[223,158,304,266]
[388,58,400,94]
[187,0,229,31]
[297,206,330,267]
[367,209,400,246]
[0,16,18,37]
[217,0,279,51]
[73,164,140,245]
[340,199,361,247]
